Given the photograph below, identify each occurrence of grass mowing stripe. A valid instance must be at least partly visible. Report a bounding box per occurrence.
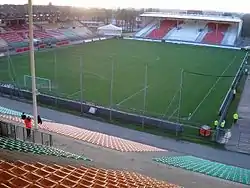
[188,55,237,120]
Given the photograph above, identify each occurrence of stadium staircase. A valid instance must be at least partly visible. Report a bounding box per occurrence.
[195,26,209,42]
[166,21,207,42]
[0,106,50,122]
[221,26,237,46]
[0,38,8,48]
[202,23,229,44]
[46,30,68,40]
[0,137,91,161]
[147,20,176,39]
[153,155,250,185]
[0,32,28,48]
[0,160,180,188]
[59,29,83,41]
[134,20,157,37]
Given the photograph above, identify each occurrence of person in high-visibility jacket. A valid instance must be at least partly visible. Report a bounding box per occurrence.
[233,113,239,124]
[214,120,219,129]
[220,120,225,128]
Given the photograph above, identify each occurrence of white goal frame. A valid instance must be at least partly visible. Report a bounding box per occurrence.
[24,75,52,91]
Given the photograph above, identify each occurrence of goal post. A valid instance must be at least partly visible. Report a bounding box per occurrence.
[23,75,52,91]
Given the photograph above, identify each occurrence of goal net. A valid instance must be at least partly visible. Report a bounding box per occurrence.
[23,75,52,91]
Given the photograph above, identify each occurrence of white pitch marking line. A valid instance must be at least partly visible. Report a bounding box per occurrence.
[189,55,237,120]
[116,85,150,106]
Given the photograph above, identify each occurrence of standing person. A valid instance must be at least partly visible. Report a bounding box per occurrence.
[21,112,26,120]
[233,113,239,124]
[232,89,236,100]
[220,120,225,129]
[37,115,42,125]
[24,116,32,138]
[213,120,218,129]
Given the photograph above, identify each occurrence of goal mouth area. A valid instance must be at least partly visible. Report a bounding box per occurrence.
[23,75,52,92]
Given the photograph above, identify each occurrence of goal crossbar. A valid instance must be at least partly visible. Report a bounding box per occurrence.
[24,75,52,91]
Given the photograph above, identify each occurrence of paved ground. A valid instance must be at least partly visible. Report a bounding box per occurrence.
[1,96,250,169]
[1,96,250,187]
[1,132,249,188]
[226,75,250,154]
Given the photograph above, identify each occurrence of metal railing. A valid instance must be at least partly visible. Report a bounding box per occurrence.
[0,120,53,146]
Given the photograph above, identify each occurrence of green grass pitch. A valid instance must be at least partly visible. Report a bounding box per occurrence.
[0,39,246,126]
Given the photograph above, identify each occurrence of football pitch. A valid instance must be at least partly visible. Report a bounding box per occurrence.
[0,39,246,126]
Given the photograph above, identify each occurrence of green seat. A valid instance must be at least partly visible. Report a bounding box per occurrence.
[153,155,250,185]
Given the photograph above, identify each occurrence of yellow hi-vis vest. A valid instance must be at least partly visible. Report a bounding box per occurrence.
[214,120,219,127]
[233,113,239,120]
[220,120,225,128]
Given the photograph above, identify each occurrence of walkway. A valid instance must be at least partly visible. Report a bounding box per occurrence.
[0,97,250,169]
[226,75,250,154]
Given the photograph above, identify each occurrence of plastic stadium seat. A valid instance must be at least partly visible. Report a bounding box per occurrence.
[148,20,176,39]
[0,136,91,162]
[153,155,250,185]
[202,23,229,44]
[0,160,181,188]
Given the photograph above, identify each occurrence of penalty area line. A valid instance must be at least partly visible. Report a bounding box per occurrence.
[66,90,84,98]
[116,85,150,106]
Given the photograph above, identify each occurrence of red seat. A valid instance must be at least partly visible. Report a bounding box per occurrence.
[147,20,176,39]
[202,23,229,44]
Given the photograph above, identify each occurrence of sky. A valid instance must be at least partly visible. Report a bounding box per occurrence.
[1,0,250,13]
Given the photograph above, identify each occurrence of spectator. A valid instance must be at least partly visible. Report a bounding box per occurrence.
[24,116,32,138]
[21,112,26,120]
[38,115,42,125]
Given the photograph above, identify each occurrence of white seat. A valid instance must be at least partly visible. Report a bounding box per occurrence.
[167,21,206,42]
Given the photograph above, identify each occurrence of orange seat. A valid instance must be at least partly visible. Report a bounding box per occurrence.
[10,167,28,176]
[0,171,16,183]
[34,169,50,177]
[0,183,11,188]
[79,179,93,186]
[0,162,15,171]
[33,163,46,169]
[60,178,77,187]
[28,183,44,188]
[14,160,27,167]
[66,174,80,182]
[37,178,57,188]
[25,172,42,183]
[43,166,57,173]
[54,170,68,178]
[23,165,38,172]
[47,174,64,182]
[9,177,31,188]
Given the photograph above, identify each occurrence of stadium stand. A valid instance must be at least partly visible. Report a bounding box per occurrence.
[71,27,94,38]
[0,113,165,152]
[40,23,61,30]
[166,21,207,41]
[46,29,68,40]
[153,155,250,185]
[0,106,50,122]
[0,39,8,48]
[147,20,177,39]
[0,137,91,161]
[59,29,82,41]
[0,160,180,188]
[221,26,238,45]
[135,20,157,37]
[202,23,229,44]
[0,32,24,43]
[33,30,53,39]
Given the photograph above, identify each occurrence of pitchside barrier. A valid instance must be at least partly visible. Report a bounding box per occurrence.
[216,52,249,143]
[0,85,182,133]
[0,37,110,57]
[124,37,241,50]
[0,119,53,146]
